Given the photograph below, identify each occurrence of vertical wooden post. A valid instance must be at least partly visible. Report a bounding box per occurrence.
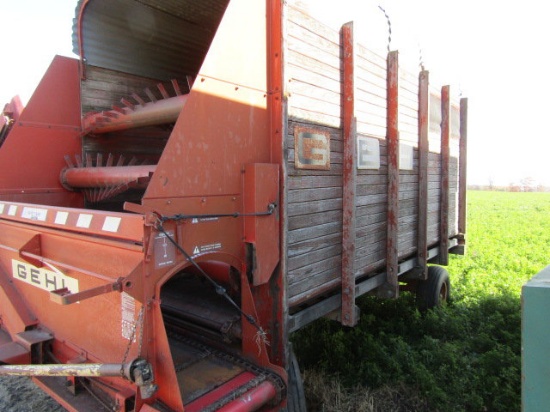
[439,85,451,265]
[382,50,399,298]
[341,22,358,326]
[417,70,430,279]
[458,98,468,244]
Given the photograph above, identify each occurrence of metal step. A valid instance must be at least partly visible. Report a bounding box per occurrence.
[0,328,53,365]
[0,329,29,364]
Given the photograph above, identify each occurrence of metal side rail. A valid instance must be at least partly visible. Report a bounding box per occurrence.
[288,243,457,333]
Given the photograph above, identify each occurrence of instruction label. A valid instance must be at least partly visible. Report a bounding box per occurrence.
[154,231,176,269]
[121,292,136,341]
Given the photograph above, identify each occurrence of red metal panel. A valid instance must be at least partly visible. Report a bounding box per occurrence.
[252,0,287,373]
[341,22,358,326]
[0,261,38,334]
[18,56,82,127]
[243,163,279,286]
[143,1,271,200]
[0,225,145,368]
[439,85,451,265]
[0,201,144,243]
[185,372,255,411]
[0,56,83,208]
[417,70,430,279]
[458,98,468,241]
[383,51,399,298]
[216,381,277,412]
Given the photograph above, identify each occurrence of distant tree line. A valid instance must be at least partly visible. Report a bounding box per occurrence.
[468,177,549,192]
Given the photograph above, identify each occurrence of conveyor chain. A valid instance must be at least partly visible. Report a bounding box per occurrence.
[167,331,286,409]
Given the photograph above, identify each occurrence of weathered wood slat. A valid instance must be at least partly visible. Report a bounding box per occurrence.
[287,198,342,217]
[81,66,170,113]
[287,175,342,190]
[288,63,341,94]
[288,274,341,305]
[356,72,387,98]
[288,243,342,271]
[289,209,342,231]
[356,122,386,139]
[288,254,341,284]
[287,50,340,83]
[288,186,342,203]
[288,79,341,106]
[287,93,341,119]
[288,221,342,244]
[356,56,387,81]
[288,231,342,258]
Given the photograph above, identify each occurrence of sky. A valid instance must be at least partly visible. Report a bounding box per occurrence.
[0,0,548,187]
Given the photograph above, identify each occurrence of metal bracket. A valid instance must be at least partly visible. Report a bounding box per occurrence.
[50,278,123,305]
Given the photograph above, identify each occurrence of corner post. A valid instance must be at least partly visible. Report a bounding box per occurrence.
[439,85,451,265]
[341,22,358,326]
[417,70,430,279]
[382,50,400,298]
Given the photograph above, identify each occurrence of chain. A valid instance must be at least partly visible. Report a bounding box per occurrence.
[378,5,392,53]
[120,305,145,378]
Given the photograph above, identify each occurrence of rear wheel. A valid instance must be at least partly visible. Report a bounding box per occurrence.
[416,266,450,311]
[287,346,307,412]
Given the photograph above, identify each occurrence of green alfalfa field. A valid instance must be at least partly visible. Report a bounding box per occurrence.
[292,190,550,411]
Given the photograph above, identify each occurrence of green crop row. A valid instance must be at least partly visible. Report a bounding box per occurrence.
[293,191,550,411]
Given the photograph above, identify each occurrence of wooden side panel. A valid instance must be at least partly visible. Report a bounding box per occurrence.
[284,1,463,307]
[286,123,343,306]
[356,43,387,139]
[399,67,419,146]
[286,5,342,128]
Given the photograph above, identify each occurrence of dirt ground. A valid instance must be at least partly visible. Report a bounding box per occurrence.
[0,376,65,412]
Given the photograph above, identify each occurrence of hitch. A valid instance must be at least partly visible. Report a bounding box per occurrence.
[0,358,158,399]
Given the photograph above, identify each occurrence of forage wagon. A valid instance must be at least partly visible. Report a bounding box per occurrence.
[0,0,467,410]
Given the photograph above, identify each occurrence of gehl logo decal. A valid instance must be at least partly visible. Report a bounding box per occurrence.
[12,259,79,293]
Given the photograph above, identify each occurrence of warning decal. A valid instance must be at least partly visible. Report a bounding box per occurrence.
[192,242,222,255]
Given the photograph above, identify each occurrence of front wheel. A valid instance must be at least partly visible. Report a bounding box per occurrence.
[416,266,450,311]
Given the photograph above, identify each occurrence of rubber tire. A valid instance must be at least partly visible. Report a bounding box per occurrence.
[287,347,307,412]
[416,266,450,311]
